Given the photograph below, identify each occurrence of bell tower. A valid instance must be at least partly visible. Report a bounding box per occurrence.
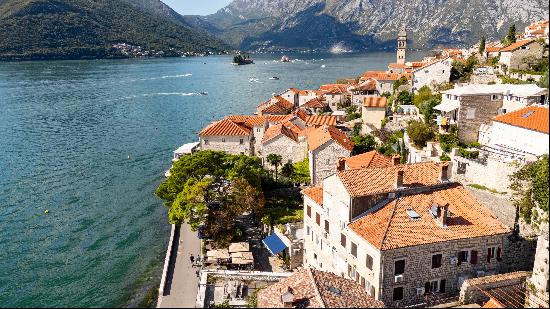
[397,26,407,64]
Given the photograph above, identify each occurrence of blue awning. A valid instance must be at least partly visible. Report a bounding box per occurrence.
[262,233,288,256]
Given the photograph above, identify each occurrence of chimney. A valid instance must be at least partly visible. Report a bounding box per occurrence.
[395,170,404,189]
[392,155,401,165]
[439,164,449,182]
[281,287,294,308]
[438,203,449,227]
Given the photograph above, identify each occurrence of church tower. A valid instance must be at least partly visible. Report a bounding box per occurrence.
[397,26,407,64]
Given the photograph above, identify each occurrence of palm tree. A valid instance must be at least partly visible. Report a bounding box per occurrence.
[266,154,283,183]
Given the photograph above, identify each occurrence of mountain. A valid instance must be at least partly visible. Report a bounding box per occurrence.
[185,0,549,51]
[0,0,230,60]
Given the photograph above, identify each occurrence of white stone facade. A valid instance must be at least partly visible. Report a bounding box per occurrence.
[308,141,352,185]
[411,59,452,93]
[262,135,307,166]
[199,135,253,156]
[489,121,549,156]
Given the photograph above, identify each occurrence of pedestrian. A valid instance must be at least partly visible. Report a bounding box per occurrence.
[195,270,199,277]
[190,254,195,263]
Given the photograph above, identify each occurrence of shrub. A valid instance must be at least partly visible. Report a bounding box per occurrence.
[458,148,479,159]
[438,133,458,152]
[440,154,451,162]
[406,120,435,148]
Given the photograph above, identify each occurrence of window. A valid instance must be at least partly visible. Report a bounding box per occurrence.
[204,139,209,145]
[470,250,478,265]
[326,159,330,165]
[393,287,404,301]
[491,94,499,101]
[256,128,261,132]
[306,225,310,236]
[351,242,358,257]
[466,108,476,119]
[316,213,320,225]
[425,279,446,294]
[340,233,346,248]
[222,138,226,142]
[307,205,311,217]
[458,250,469,265]
[432,254,442,269]
[487,246,502,263]
[239,139,244,145]
[395,260,405,275]
[324,220,329,233]
[366,254,374,270]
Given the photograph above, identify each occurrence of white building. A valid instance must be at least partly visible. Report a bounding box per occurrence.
[411,58,452,92]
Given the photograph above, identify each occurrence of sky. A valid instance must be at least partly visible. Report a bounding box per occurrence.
[161,0,233,16]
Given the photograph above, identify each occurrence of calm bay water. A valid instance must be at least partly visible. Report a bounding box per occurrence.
[0,52,418,307]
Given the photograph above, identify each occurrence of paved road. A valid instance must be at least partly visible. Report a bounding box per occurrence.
[158,224,201,308]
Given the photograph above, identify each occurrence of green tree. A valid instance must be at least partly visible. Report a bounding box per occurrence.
[291,158,310,184]
[509,155,549,227]
[506,24,517,44]
[396,90,413,105]
[267,153,283,183]
[351,134,377,154]
[345,105,361,121]
[537,71,549,89]
[419,98,441,124]
[479,36,486,54]
[406,119,435,148]
[412,86,434,107]
[281,162,294,178]
[393,76,408,93]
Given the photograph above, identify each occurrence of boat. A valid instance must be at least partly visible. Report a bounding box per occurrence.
[269,76,280,80]
[281,55,290,62]
[232,54,254,65]
[199,92,208,96]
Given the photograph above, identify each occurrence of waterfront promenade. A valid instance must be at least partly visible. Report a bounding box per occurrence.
[158,224,201,308]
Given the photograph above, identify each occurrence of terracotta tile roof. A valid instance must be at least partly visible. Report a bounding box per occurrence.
[262,123,299,143]
[348,184,510,251]
[267,114,293,123]
[303,187,323,206]
[287,87,301,94]
[303,96,329,109]
[388,62,407,69]
[256,268,384,308]
[485,46,502,52]
[342,151,393,170]
[361,71,411,81]
[500,39,537,52]
[294,109,310,122]
[351,79,378,92]
[337,162,446,197]
[258,96,295,114]
[319,84,350,94]
[307,126,354,152]
[363,96,388,108]
[227,115,267,127]
[493,106,549,133]
[199,118,251,137]
[305,115,337,127]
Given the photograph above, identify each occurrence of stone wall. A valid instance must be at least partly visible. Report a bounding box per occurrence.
[310,141,351,185]
[411,59,451,92]
[458,271,531,305]
[526,228,550,308]
[500,235,538,273]
[457,95,502,143]
[262,135,306,166]
[500,41,545,70]
[451,155,520,193]
[200,135,253,155]
[378,234,509,307]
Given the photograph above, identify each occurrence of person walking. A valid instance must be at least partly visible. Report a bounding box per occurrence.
[190,254,195,264]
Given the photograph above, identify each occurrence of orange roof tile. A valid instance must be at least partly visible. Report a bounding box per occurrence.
[257,268,384,308]
[337,162,446,197]
[348,184,510,250]
[388,62,407,68]
[307,126,354,152]
[294,109,310,122]
[343,151,393,170]
[493,106,549,134]
[303,97,329,109]
[303,187,323,206]
[486,46,502,52]
[262,123,299,143]
[351,79,378,92]
[258,96,295,114]
[500,39,538,52]
[361,71,411,81]
[319,84,350,94]
[267,114,293,123]
[363,96,387,108]
[227,115,267,127]
[199,118,251,137]
[305,115,337,127]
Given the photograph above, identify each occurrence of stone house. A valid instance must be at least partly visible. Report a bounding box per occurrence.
[498,39,545,71]
[362,96,388,134]
[262,121,307,165]
[298,90,323,107]
[199,118,255,155]
[349,79,380,107]
[435,84,547,142]
[302,96,330,115]
[256,267,385,308]
[277,88,301,107]
[306,126,354,185]
[411,58,452,93]
[318,84,352,111]
[302,162,511,307]
[360,71,411,94]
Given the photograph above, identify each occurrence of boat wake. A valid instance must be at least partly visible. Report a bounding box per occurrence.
[160,74,193,79]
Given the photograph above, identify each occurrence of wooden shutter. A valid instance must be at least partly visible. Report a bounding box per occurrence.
[370,286,376,297]
[487,248,492,263]
[425,282,431,294]
[470,250,478,264]
[497,247,502,261]
[440,279,446,293]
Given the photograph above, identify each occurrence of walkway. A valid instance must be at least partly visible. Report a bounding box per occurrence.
[158,224,201,308]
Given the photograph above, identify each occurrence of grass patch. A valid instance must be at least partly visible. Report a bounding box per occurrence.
[467,184,506,194]
[264,207,304,225]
